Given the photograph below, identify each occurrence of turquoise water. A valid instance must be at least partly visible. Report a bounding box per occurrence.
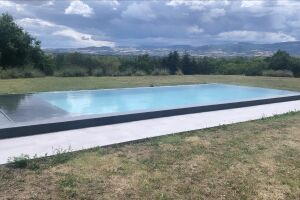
[37,84,299,116]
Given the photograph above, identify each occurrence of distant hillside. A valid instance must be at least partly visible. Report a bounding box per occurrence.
[45,41,300,57]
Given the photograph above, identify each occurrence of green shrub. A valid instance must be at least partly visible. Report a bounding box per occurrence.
[245,67,262,76]
[290,58,300,78]
[175,69,183,75]
[134,70,147,76]
[118,70,134,76]
[217,63,245,75]
[55,66,88,77]
[294,69,300,78]
[151,68,170,76]
[8,154,30,168]
[111,69,134,76]
[262,70,294,77]
[244,64,266,76]
[0,67,44,79]
[0,68,22,79]
[48,147,73,166]
[23,66,45,78]
[91,68,104,76]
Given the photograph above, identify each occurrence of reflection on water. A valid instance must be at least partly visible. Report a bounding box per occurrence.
[0,94,68,123]
[37,84,300,116]
[0,94,26,112]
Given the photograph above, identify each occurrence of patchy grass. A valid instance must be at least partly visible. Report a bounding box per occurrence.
[0,75,300,94]
[0,112,300,199]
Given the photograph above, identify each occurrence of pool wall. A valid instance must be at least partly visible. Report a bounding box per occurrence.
[1,94,300,139]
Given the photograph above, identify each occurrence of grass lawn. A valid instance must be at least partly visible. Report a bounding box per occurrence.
[0,75,300,199]
[0,75,300,94]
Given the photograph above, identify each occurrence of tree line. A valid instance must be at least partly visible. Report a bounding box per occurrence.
[48,50,300,77]
[1,13,300,78]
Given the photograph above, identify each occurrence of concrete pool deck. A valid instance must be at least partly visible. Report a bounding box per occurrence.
[1,100,300,165]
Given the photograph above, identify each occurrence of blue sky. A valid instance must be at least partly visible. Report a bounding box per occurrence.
[1,0,300,48]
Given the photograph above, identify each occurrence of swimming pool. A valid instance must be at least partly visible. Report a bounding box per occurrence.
[37,83,299,116]
[0,83,300,139]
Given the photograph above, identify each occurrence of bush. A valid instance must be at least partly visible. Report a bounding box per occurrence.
[290,58,300,78]
[293,67,300,78]
[118,69,135,76]
[134,70,147,76]
[0,68,23,79]
[55,66,88,77]
[217,63,245,75]
[262,70,294,77]
[151,68,170,76]
[23,66,45,78]
[175,69,183,75]
[8,154,30,168]
[91,68,104,76]
[245,67,262,76]
[0,67,44,79]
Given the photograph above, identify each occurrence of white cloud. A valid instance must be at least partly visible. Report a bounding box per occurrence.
[17,18,56,28]
[187,25,204,34]
[65,0,94,17]
[166,0,214,10]
[96,0,119,10]
[203,8,226,22]
[0,0,25,12]
[44,0,54,7]
[53,29,115,47]
[122,3,156,21]
[16,18,115,47]
[0,0,14,7]
[241,0,264,8]
[217,30,296,43]
[166,0,228,10]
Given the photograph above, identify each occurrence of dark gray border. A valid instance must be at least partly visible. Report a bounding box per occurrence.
[1,94,300,139]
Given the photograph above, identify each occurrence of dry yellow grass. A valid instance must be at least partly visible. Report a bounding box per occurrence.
[0,112,299,199]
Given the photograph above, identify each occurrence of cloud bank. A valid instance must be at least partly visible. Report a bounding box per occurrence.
[1,0,299,48]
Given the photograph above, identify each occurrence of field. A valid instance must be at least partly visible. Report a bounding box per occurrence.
[1,75,300,94]
[0,75,300,199]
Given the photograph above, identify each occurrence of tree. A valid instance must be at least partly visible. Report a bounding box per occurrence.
[268,50,291,70]
[135,54,153,73]
[0,13,51,72]
[181,53,193,74]
[197,57,215,74]
[166,51,180,74]
[290,57,300,77]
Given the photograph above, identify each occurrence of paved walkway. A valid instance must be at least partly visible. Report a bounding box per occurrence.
[1,100,300,165]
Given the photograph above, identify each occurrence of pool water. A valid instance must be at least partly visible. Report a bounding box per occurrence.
[36,83,299,116]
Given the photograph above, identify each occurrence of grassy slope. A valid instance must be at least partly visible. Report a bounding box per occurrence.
[0,113,299,199]
[0,75,300,94]
[0,75,300,199]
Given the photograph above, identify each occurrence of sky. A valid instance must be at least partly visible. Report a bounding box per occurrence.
[1,0,300,48]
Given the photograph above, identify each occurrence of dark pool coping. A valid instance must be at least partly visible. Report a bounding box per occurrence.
[1,94,300,139]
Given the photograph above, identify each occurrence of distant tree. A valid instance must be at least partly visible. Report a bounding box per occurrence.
[135,54,153,73]
[290,57,300,77]
[267,50,291,70]
[165,51,180,74]
[54,53,65,67]
[181,53,194,74]
[244,58,268,76]
[197,57,215,74]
